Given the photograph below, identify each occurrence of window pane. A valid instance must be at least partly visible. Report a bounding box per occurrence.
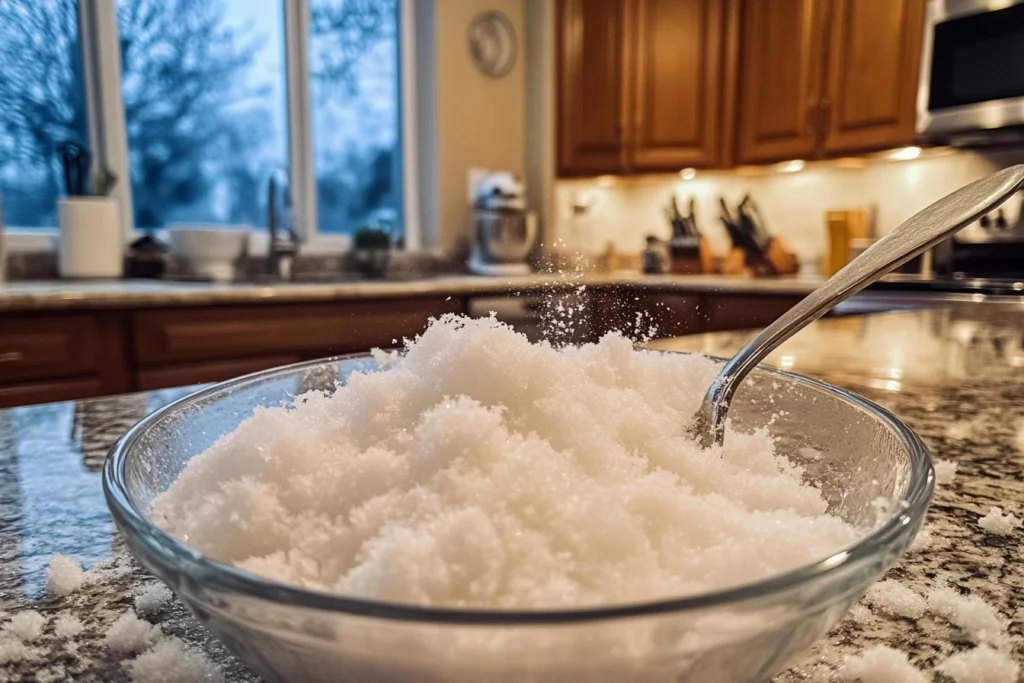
[310,0,402,237]
[117,0,289,230]
[0,0,88,229]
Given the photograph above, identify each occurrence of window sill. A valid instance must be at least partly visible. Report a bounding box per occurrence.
[4,229,60,252]
[3,229,354,256]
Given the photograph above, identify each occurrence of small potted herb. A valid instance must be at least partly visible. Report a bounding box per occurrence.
[350,225,392,279]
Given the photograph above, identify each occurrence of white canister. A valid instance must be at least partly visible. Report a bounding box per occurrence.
[59,197,123,278]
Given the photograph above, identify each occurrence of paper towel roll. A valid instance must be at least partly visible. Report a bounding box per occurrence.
[59,198,123,278]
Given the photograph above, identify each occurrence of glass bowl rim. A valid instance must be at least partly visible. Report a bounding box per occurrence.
[103,352,934,626]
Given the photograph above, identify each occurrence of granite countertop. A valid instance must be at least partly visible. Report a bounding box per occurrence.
[0,273,824,312]
[0,305,1022,681]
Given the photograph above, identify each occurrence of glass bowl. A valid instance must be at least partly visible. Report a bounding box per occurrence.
[104,353,933,683]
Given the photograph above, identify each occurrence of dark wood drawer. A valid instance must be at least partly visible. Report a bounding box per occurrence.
[639,293,704,338]
[705,294,801,332]
[0,377,104,409]
[0,315,98,383]
[133,298,463,366]
[136,354,303,391]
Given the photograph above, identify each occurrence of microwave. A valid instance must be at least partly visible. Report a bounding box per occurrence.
[917,0,1024,142]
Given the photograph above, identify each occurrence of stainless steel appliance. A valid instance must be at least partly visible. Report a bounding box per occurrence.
[935,193,1024,281]
[468,172,537,276]
[918,0,1024,143]
[875,192,1024,294]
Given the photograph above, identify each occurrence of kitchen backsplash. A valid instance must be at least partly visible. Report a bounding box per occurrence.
[551,148,1024,270]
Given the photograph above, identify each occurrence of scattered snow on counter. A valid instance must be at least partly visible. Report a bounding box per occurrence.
[46,555,87,596]
[841,644,928,683]
[53,615,85,638]
[104,612,161,654]
[908,526,932,552]
[134,583,173,617]
[978,507,1021,535]
[937,644,1020,683]
[2,611,46,641]
[927,586,1007,646]
[933,458,958,485]
[863,580,926,619]
[126,637,224,683]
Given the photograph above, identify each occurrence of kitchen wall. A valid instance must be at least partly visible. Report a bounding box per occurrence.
[416,0,527,252]
[551,149,1024,269]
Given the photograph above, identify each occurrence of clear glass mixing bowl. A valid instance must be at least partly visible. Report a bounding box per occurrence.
[104,353,933,683]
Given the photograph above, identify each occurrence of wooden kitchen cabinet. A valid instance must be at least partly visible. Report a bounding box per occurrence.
[0,296,464,406]
[557,0,731,175]
[132,297,462,367]
[735,0,825,164]
[559,0,927,170]
[0,288,810,408]
[631,0,728,170]
[0,314,99,383]
[0,377,107,409]
[641,292,705,337]
[557,0,633,176]
[735,0,925,164]
[822,0,925,154]
[0,312,132,408]
[705,293,803,331]
[135,354,304,391]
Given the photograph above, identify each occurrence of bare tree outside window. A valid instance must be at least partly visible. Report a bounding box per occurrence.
[0,0,88,227]
[310,0,401,236]
[0,0,403,238]
[118,0,287,229]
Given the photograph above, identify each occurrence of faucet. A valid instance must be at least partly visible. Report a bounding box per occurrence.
[267,175,298,281]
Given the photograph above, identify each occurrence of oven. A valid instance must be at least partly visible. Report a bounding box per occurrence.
[918,0,1024,142]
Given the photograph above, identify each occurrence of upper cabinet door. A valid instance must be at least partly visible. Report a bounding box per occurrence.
[823,0,925,155]
[630,0,726,171]
[557,0,633,176]
[735,0,825,164]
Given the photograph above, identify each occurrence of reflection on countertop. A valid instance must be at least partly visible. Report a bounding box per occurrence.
[650,304,1024,391]
[0,305,1021,681]
[0,273,826,312]
[656,303,1024,681]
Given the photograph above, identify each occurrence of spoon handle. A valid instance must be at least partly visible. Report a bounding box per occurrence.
[695,164,1024,448]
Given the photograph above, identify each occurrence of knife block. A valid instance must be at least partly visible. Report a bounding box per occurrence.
[722,248,772,276]
[721,238,797,277]
[669,237,714,275]
[765,237,798,275]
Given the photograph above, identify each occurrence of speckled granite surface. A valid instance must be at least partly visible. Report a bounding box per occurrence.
[660,305,1024,681]
[0,305,1021,681]
[0,273,824,312]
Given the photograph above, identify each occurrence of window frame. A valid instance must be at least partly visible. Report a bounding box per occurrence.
[4,0,419,254]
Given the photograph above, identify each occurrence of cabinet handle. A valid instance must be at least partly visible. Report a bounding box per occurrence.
[820,98,832,139]
[0,351,24,363]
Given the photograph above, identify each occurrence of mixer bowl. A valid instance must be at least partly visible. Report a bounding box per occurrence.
[104,353,932,683]
[474,209,537,263]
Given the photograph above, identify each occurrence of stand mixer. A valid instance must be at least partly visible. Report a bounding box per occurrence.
[468,172,537,276]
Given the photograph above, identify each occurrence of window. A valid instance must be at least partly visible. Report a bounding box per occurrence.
[309,0,401,236]
[0,0,89,228]
[1,0,410,245]
[118,0,289,230]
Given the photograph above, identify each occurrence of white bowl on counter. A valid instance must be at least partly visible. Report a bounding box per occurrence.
[168,224,251,282]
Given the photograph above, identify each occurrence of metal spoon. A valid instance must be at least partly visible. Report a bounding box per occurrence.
[694,164,1024,448]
